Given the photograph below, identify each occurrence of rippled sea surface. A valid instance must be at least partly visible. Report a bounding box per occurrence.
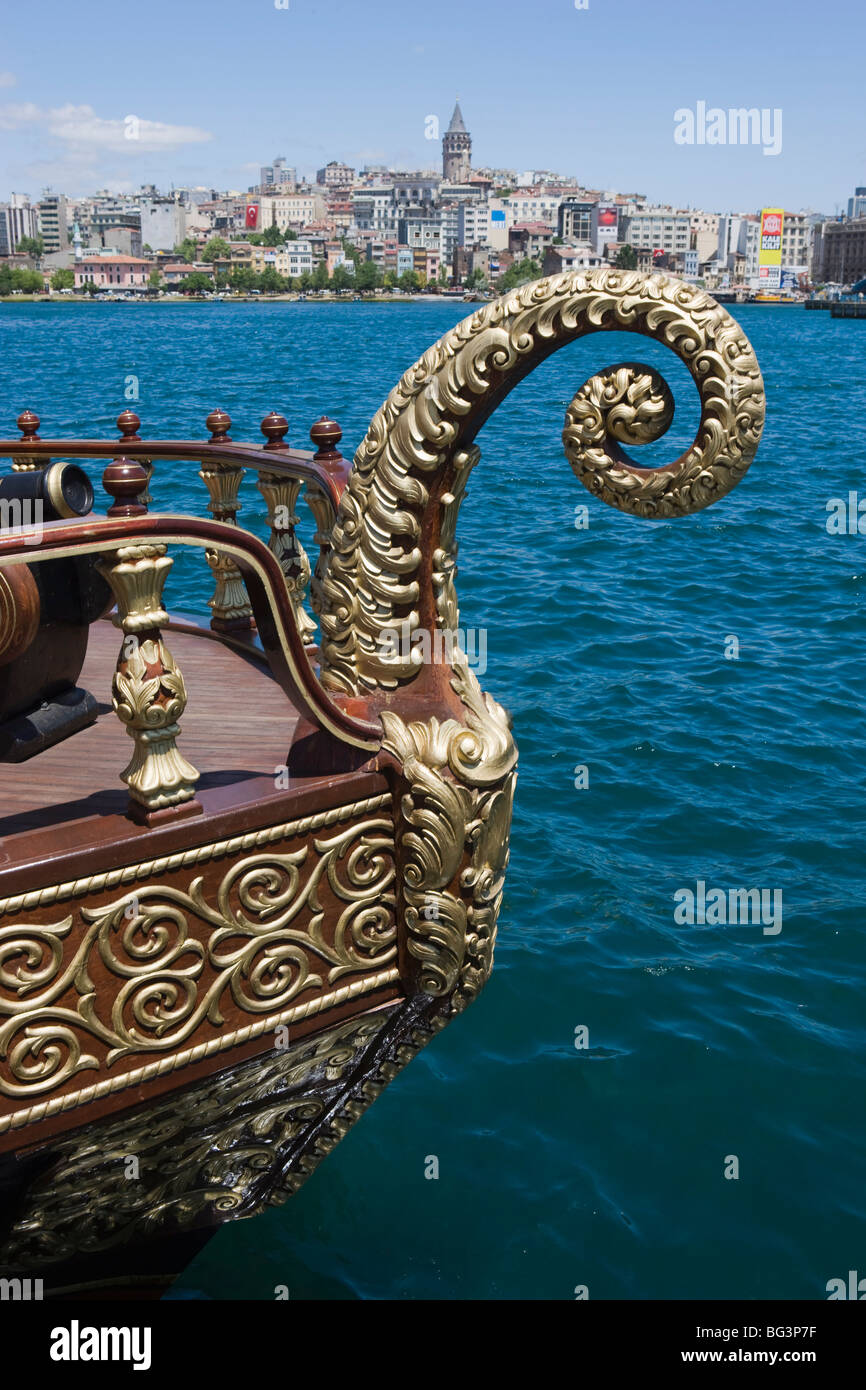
[2,298,864,1300]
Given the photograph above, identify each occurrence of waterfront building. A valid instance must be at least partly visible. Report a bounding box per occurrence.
[158,262,214,287]
[439,202,459,261]
[813,217,866,285]
[36,194,69,255]
[780,210,812,276]
[413,247,440,282]
[0,194,39,256]
[396,246,415,276]
[442,102,472,183]
[73,255,151,290]
[366,237,399,271]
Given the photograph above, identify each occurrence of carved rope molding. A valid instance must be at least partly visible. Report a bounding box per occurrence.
[319,268,765,697]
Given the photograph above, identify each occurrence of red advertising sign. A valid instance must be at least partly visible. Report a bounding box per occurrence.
[245,203,259,230]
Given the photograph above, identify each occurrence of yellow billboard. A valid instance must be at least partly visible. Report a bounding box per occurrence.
[757,208,784,289]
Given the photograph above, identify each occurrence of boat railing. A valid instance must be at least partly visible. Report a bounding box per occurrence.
[0,408,349,649]
[0,445,381,825]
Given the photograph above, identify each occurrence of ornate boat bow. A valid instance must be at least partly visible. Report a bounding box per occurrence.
[319,269,765,1009]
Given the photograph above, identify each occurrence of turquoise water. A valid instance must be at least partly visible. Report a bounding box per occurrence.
[2,299,864,1300]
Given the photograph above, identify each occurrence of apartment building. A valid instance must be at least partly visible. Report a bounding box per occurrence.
[249,241,316,277]
[398,215,441,252]
[505,189,563,225]
[690,212,720,263]
[37,194,69,254]
[139,198,187,252]
[351,186,398,236]
[316,161,355,190]
[620,207,692,255]
[813,218,866,285]
[0,195,39,256]
[458,201,489,250]
[255,191,327,234]
[509,222,557,261]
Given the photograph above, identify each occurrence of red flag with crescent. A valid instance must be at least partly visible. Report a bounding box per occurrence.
[246,204,259,230]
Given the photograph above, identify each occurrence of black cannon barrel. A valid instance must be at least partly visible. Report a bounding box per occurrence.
[0,461,109,731]
[0,460,94,522]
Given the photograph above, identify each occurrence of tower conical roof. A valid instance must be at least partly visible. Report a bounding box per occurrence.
[446,101,467,134]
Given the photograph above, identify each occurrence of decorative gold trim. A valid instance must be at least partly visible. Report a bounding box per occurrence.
[1,814,399,1110]
[43,462,80,521]
[0,792,392,918]
[0,967,400,1137]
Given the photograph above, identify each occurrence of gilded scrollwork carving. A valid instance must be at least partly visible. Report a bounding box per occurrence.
[0,1007,410,1267]
[319,269,765,696]
[0,817,397,1102]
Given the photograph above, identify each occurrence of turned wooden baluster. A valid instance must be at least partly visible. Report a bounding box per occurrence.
[199,408,254,633]
[117,409,152,504]
[96,457,201,825]
[256,410,316,647]
[305,417,343,619]
[13,410,47,473]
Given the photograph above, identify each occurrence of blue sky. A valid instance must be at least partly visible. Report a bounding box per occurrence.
[1,0,862,212]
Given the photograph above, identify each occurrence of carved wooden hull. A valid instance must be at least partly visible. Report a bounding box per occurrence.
[0,272,765,1295]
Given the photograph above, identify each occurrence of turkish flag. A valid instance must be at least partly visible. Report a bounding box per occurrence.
[246,204,259,230]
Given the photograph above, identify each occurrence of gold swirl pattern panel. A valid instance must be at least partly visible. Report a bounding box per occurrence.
[0,812,399,1113]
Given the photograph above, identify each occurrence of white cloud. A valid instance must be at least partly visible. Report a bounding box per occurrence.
[0,72,16,89]
[0,100,212,152]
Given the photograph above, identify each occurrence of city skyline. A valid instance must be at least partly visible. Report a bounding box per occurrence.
[0,0,863,213]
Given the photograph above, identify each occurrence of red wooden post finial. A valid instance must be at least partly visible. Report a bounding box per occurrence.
[17,409,40,441]
[103,457,149,518]
[206,408,232,443]
[309,415,343,464]
[117,410,141,441]
[260,410,289,450]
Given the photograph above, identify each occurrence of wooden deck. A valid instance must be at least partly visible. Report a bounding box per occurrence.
[0,619,301,840]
